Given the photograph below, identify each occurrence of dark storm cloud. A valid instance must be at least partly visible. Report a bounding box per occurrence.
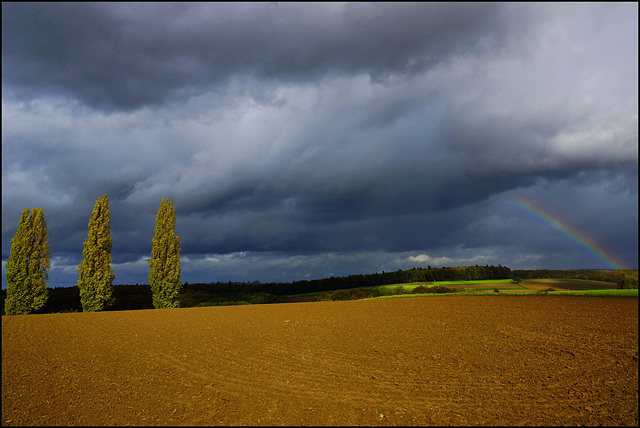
[3,2,516,111]
[2,3,637,288]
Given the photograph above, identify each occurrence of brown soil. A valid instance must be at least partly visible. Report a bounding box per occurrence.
[2,296,638,426]
[521,279,620,292]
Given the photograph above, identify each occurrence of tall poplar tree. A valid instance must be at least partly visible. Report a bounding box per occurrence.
[149,198,182,308]
[77,193,115,312]
[4,208,50,315]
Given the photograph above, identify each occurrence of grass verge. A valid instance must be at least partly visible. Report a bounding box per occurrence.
[538,289,638,297]
[368,288,637,300]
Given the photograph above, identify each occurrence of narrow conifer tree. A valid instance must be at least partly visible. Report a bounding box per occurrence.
[4,208,50,315]
[77,193,115,312]
[149,198,182,308]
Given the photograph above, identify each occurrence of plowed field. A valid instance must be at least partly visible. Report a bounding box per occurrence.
[2,296,638,426]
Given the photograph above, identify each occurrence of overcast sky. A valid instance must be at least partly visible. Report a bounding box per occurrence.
[2,2,638,288]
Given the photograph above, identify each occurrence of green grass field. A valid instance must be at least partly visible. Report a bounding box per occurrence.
[426,279,516,286]
[378,279,522,292]
[290,278,636,302]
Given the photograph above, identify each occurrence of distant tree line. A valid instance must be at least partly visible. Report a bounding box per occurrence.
[3,265,637,315]
[180,265,512,298]
[2,265,509,313]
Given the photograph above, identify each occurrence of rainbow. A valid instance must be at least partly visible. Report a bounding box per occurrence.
[508,193,627,270]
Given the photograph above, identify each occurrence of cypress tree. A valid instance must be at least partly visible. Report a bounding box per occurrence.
[77,193,115,312]
[149,198,182,308]
[4,208,50,315]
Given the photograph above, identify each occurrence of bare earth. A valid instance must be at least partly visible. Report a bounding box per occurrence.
[2,296,638,426]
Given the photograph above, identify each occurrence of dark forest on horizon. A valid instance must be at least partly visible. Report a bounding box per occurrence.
[1,266,637,315]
